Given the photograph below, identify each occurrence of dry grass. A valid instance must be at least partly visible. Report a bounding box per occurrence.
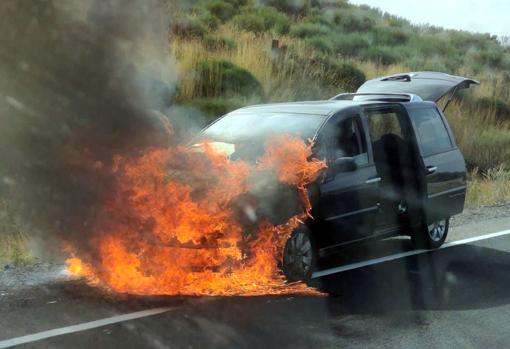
[0,199,32,266]
[171,27,308,101]
[466,166,510,207]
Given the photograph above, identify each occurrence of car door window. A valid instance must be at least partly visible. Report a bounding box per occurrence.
[333,116,369,166]
[367,110,404,143]
[409,108,453,156]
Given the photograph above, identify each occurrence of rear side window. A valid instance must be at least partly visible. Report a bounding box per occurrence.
[410,108,453,156]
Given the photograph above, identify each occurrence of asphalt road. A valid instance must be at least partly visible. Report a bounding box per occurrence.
[1,210,510,349]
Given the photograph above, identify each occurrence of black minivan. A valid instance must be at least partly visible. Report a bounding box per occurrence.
[200,72,479,282]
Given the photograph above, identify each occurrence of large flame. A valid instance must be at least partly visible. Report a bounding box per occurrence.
[66,134,326,296]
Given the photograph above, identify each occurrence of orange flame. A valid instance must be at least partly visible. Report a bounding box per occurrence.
[66,134,326,296]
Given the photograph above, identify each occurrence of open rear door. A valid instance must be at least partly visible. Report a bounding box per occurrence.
[357,72,479,102]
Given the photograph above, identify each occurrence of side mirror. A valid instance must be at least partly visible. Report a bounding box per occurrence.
[333,157,357,173]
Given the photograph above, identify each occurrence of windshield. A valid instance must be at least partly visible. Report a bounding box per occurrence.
[201,112,326,143]
[197,112,327,160]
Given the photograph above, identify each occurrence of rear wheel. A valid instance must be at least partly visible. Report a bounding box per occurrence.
[282,226,317,283]
[412,218,449,249]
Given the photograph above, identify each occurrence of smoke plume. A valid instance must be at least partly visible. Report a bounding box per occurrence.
[0,0,180,259]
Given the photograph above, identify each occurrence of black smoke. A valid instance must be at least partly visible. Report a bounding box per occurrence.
[0,0,180,258]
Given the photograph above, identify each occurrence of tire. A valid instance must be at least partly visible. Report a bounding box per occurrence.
[412,218,449,249]
[282,226,317,283]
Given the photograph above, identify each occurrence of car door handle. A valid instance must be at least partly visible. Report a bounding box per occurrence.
[365,177,382,184]
[426,166,438,175]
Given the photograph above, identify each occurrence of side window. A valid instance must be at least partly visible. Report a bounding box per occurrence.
[410,108,453,156]
[367,110,404,143]
[333,116,369,166]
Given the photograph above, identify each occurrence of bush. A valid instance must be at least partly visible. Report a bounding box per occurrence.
[262,0,311,15]
[472,49,505,69]
[289,22,330,38]
[372,27,410,46]
[203,35,237,51]
[477,97,510,121]
[412,35,458,58]
[362,46,402,65]
[205,0,236,22]
[305,36,334,54]
[331,62,366,91]
[385,15,410,28]
[332,33,370,57]
[171,15,208,38]
[332,9,376,32]
[231,6,290,34]
[195,59,264,98]
[449,31,489,51]
[313,58,366,91]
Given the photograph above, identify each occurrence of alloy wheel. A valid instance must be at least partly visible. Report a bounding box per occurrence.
[283,230,313,281]
[428,219,447,242]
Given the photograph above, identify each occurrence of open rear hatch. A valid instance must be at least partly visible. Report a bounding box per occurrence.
[357,72,480,103]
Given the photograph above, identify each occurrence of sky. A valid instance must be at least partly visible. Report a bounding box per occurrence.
[349,0,510,38]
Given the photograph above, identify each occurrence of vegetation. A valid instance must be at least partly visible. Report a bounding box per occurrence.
[466,166,510,207]
[3,1,510,266]
[0,199,31,266]
[169,0,510,207]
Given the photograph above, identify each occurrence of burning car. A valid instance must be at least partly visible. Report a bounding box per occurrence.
[66,72,479,295]
[196,72,479,283]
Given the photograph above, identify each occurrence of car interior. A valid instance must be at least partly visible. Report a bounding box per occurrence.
[367,108,422,222]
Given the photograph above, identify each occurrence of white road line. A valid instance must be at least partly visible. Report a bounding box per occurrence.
[312,229,510,278]
[0,307,174,349]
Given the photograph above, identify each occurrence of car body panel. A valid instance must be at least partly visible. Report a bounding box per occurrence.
[405,102,467,223]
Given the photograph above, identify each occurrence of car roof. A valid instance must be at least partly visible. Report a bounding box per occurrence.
[230,100,370,116]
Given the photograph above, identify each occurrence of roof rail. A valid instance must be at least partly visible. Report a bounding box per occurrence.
[330,93,423,103]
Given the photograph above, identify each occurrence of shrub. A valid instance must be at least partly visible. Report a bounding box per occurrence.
[195,59,264,98]
[304,13,335,27]
[473,49,505,69]
[449,31,490,51]
[385,15,410,28]
[231,6,290,34]
[332,33,370,57]
[412,35,458,58]
[262,0,311,15]
[203,35,237,51]
[170,15,208,38]
[332,9,376,32]
[205,0,236,22]
[362,46,402,65]
[331,62,366,91]
[305,36,334,54]
[314,58,366,91]
[289,22,330,38]
[477,97,510,121]
[372,27,410,46]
